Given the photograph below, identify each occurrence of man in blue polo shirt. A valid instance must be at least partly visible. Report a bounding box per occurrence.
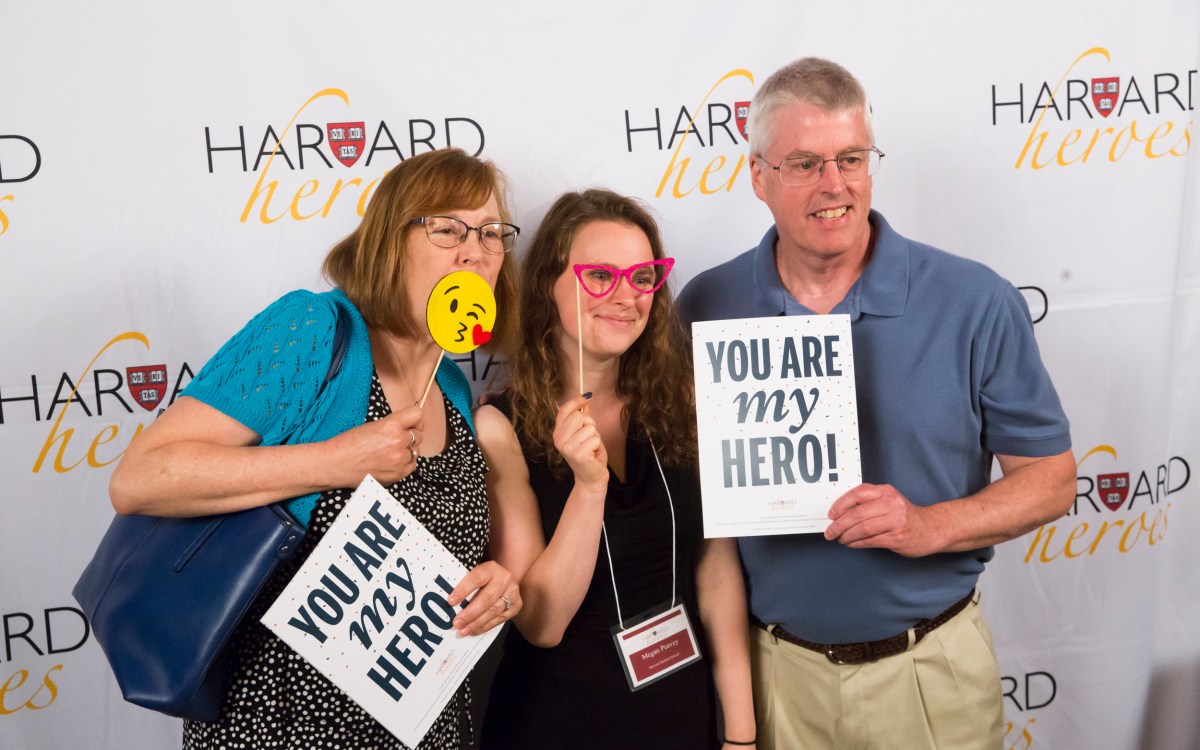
[678,57,1075,750]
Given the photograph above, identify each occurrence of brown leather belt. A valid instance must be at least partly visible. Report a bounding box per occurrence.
[752,590,976,665]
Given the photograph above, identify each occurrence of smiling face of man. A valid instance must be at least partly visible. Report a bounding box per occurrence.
[750,102,875,267]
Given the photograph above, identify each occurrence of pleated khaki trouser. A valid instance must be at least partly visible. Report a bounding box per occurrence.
[751,594,1003,750]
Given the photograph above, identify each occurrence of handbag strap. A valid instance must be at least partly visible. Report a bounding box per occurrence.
[322,311,349,389]
[437,355,475,434]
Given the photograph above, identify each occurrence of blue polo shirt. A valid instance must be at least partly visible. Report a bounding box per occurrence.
[678,210,1071,642]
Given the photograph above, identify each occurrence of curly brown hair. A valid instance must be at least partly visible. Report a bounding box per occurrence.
[508,189,697,474]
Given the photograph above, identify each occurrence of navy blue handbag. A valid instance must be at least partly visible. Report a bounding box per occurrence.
[72,311,348,721]
[72,504,305,720]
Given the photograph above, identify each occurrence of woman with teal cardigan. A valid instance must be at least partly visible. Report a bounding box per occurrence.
[109,148,522,750]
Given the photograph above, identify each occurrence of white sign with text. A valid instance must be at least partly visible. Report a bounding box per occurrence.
[262,475,499,747]
[692,315,862,537]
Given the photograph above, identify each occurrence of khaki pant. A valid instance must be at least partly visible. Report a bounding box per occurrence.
[751,595,1003,750]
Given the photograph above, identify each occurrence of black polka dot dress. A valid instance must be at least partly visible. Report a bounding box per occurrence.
[183,374,489,750]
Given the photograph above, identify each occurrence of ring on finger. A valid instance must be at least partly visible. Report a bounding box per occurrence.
[500,595,513,612]
[407,430,417,448]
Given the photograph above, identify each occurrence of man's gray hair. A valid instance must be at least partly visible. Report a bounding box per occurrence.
[748,57,874,158]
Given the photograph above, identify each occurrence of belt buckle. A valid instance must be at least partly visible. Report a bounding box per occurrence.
[825,646,845,665]
[826,641,873,665]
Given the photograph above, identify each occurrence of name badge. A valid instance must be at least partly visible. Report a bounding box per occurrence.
[611,602,702,691]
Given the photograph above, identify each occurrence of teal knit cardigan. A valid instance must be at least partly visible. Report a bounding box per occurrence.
[181,288,474,527]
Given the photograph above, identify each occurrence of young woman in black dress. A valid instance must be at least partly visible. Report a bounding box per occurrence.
[476,189,756,749]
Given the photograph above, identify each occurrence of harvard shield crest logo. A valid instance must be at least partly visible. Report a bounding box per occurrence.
[1091,78,1119,118]
[126,365,168,412]
[1096,472,1129,511]
[327,121,366,167]
[734,101,751,142]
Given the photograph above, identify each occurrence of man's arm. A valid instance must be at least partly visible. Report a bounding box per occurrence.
[823,449,1076,557]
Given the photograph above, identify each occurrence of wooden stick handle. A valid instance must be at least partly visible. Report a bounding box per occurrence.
[419,350,444,409]
[576,282,584,395]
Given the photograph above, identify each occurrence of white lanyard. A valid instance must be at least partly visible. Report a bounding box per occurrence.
[600,439,676,629]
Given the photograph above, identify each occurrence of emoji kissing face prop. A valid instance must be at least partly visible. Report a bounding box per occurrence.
[426,270,497,354]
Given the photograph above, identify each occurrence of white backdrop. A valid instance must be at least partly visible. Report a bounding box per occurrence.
[2,2,1197,748]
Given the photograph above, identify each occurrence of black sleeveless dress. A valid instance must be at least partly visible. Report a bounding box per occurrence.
[479,395,716,750]
[184,375,488,750]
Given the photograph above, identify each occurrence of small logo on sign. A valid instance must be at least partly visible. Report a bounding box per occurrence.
[1096,472,1129,511]
[126,365,168,411]
[1091,78,1119,118]
[734,101,751,142]
[327,121,366,167]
